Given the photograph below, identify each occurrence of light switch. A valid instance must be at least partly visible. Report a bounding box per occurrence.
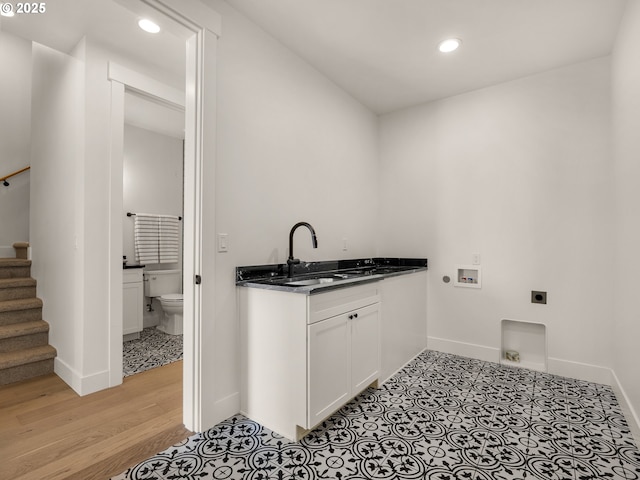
[217,233,228,252]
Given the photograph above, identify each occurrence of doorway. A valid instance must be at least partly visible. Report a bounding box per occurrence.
[108,58,186,387]
[121,87,186,377]
[108,0,221,433]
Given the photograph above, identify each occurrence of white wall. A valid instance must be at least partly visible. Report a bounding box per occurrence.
[123,123,184,267]
[30,42,85,389]
[379,57,614,380]
[209,0,379,265]
[0,31,31,249]
[612,0,640,440]
[199,0,379,426]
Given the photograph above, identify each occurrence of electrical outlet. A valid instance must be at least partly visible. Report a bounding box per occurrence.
[531,291,547,304]
[472,253,481,265]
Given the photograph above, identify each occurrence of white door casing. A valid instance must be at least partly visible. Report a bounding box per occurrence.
[108,0,221,433]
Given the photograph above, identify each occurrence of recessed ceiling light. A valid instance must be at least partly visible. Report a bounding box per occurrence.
[1,3,15,17]
[138,18,160,34]
[438,38,462,53]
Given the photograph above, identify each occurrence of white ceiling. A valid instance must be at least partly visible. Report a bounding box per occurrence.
[225,0,628,113]
[0,0,628,115]
[0,0,186,86]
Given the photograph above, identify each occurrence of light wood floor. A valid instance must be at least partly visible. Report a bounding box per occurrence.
[0,361,191,480]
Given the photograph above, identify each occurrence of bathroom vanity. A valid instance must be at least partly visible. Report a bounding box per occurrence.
[237,257,427,440]
[123,266,144,340]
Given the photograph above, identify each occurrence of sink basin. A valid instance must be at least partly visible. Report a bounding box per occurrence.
[262,271,377,288]
[286,277,337,286]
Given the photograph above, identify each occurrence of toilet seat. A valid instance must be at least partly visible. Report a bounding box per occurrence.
[160,293,183,303]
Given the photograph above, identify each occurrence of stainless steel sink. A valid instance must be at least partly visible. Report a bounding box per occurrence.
[265,271,374,287]
[285,277,337,286]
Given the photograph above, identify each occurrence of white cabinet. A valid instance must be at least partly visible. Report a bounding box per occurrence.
[239,282,380,440]
[350,303,381,391]
[308,302,380,427]
[379,271,427,382]
[123,269,143,339]
[308,314,350,425]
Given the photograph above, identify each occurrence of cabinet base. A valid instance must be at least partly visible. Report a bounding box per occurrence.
[295,378,380,441]
[123,332,140,342]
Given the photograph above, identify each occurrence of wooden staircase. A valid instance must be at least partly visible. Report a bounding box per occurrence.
[0,243,56,386]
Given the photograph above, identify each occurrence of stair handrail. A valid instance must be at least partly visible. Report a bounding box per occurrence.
[1,166,30,186]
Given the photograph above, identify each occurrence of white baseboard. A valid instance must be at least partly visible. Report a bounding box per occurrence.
[427,336,500,363]
[200,391,240,433]
[610,370,640,447]
[54,357,110,396]
[547,357,613,385]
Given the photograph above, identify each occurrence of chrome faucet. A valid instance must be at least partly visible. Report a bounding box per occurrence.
[287,222,318,278]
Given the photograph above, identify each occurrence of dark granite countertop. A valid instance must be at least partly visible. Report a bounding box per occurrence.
[236,257,427,295]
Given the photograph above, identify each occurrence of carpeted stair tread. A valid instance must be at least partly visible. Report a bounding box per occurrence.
[0,277,36,288]
[0,258,31,279]
[0,277,37,302]
[0,320,49,340]
[0,298,43,327]
[0,345,57,370]
[0,258,31,267]
[0,321,50,353]
[0,297,43,313]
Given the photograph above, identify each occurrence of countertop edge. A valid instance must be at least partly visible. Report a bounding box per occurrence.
[236,266,427,295]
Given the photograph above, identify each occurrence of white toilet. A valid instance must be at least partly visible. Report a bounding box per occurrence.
[143,269,183,335]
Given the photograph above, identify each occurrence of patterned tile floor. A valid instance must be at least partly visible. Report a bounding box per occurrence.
[113,350,640,479]
[123,327,183,377]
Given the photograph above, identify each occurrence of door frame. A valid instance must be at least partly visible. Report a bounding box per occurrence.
[108,0,221,432]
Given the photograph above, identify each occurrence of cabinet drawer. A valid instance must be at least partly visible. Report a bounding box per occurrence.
[123,269,143,284]
[307,282,380,324]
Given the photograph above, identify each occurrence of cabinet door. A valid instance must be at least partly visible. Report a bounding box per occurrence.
[308,315,350,428]
[350,303,380,394]
[123,282,143,335]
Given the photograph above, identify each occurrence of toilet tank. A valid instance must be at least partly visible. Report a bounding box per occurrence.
[144,269,182,297]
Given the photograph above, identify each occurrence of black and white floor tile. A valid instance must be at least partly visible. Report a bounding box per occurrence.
[123,327,183,377]
[112,350,640,479]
